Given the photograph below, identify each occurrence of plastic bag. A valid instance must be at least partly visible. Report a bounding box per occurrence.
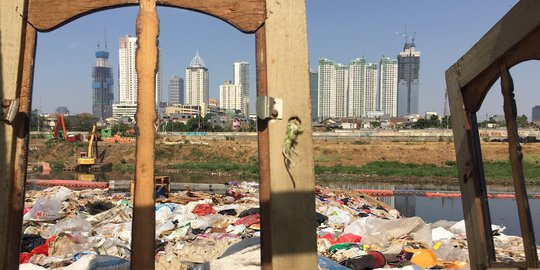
[26,198,62,221]
[326,206,351,225]
[432,227,454,241]
[344,217,425,248]
[51,215,92,238]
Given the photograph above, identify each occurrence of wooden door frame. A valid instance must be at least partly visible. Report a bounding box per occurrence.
[446,0,540,268]
[1,0,317,269]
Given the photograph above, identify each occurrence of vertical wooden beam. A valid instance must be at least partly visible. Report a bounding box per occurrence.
[446,65,495,269]
[0,0,29,269]
[6,24,36,269]
[255,25,273,270]
[131,0,158,269]
[261,0,317,268]
[499,61,538,267]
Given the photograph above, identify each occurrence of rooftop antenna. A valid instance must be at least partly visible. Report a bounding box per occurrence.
[104,29,108,50]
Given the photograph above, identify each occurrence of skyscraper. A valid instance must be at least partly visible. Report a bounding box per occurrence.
[533,105,540,122]
[318,58,336,120]
[397,40,421,116]
[348,57,366,117]
[185,52,209,108]
[364,63,378,113]
[233,62,249,115]
[118,36,137,104]
[219,80,242,112]
[92,41,114,121]
[309,71,318,121]
[335,64,349,118]
[168,75,184,105]
[118,35,163,105]
[379,56,398,117]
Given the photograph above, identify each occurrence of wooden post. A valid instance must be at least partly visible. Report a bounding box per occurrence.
[499,61,538,267]
[0,0,30,269]
[131,0,158,269]
[446,66,495,269]
[258,0,317,268]
[256,25,272,270]
[6,24,37,269]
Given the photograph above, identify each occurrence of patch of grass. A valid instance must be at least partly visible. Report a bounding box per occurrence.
[352,140,370,145]
[316,161,457,178]
[47,160,66,171]
[166,161,258,175]
[113,163,135,173]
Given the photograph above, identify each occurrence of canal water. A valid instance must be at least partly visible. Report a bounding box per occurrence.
[29,171,540,240]
[324,181,540,241]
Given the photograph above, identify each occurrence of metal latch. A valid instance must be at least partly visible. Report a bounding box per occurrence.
[256,95,282,120]
[1,98,19,124]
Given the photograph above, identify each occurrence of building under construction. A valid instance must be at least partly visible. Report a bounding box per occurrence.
[92,42,114,121]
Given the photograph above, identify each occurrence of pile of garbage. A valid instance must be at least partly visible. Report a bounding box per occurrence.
[18,183,537,270]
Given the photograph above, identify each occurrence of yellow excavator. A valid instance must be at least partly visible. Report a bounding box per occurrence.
[74,125,112,174]
[78,125,98,167]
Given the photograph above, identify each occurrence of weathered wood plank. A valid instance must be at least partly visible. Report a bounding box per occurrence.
[262,0,317,268]
[0,0,28,269]
[455,0,540,111]
[131,0,158,269]
[6,25,37,269]
[446,65,495,269]
[500,62,538,267]
[255,25,273,270]
[27,0,265,33]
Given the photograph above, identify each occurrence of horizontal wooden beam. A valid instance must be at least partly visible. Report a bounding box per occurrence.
[27,0,265,33]
[453,0,540,111]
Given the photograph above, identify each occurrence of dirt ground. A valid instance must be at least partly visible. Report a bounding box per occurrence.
[28,137,540,167]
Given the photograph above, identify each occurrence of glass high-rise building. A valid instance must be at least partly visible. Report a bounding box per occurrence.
[335,64,349,118]
[168,75,184,105]
[233,62,249,115]
[309,71,318,122]
[379,56,398,117]
[397,41,421,116]
[92,42,114,120]
[533,105,540,122]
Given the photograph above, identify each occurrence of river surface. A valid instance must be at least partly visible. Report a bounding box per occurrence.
[29,171,540,240]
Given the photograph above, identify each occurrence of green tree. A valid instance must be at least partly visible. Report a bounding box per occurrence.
[30,109,40,131]
[517,114,529,128]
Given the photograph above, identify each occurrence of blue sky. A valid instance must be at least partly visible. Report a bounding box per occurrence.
[33,0,539,120]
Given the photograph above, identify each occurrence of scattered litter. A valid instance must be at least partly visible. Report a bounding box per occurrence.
[19,182,535,269]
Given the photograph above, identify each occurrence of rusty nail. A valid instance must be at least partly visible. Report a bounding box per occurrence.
[271,109,279,118]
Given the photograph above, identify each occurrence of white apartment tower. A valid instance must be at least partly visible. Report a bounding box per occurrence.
[378,56,398,117]
[219,81,242,112]
[118,35,163,105]
[185,52,209,108]
[318,58,336,120]
[364,63,378,113]
[233,62,249,115]
[348,58,366,117]
[335,64,349,118]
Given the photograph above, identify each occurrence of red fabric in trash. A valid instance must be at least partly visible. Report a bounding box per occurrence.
[192,204,216,216]
[337,233,362,243]
[20,252,32,264]
[20,235,58,264]
[234,213,260,227]
[320,233,337,245]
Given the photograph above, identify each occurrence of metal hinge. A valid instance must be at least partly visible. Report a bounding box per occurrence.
[1,98,19,124]
[256,95,283,120]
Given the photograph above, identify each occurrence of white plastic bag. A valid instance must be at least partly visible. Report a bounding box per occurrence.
[26,198,62,221]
